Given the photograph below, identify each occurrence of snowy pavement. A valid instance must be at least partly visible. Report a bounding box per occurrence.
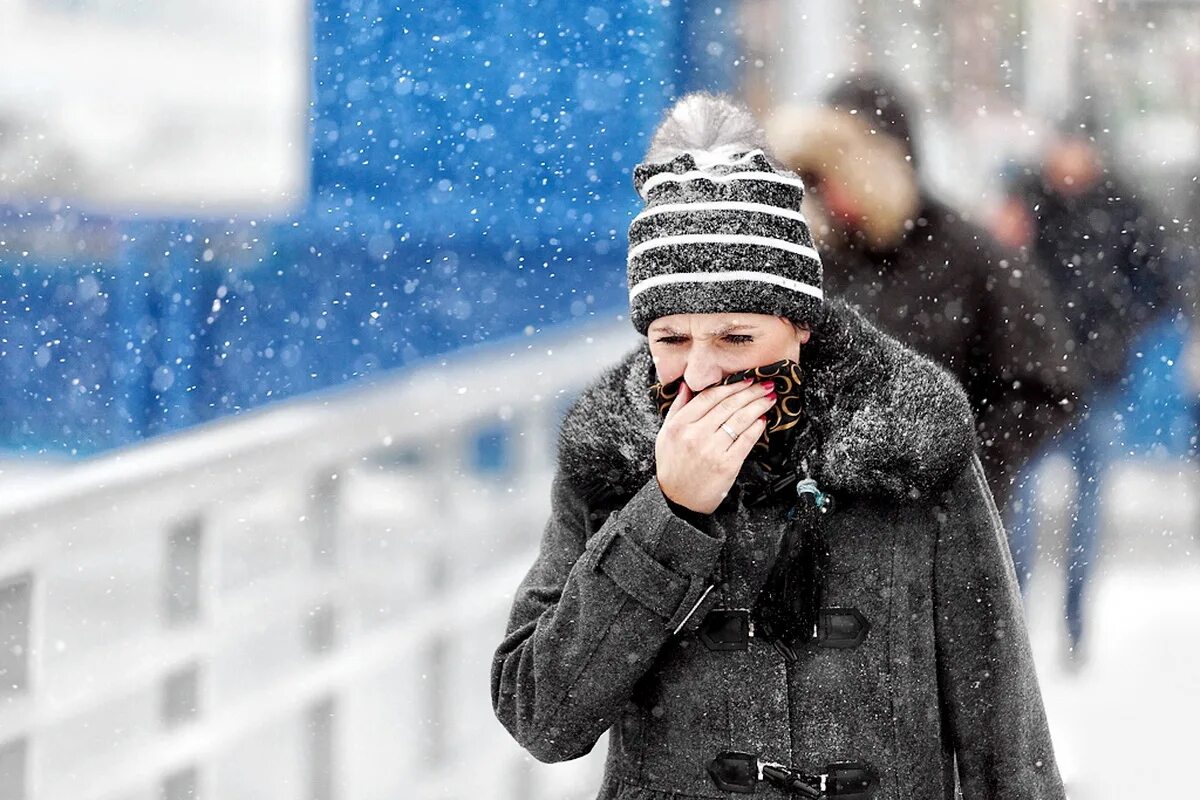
[1021,457,1200,800]
[1032,565,1200,800]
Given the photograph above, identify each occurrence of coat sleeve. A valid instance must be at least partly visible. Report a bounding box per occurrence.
[491,471,726,763]
[933,454,1067,800]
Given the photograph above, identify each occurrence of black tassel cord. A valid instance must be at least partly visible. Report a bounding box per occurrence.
[647,358,831,658]
[751,496,829,658]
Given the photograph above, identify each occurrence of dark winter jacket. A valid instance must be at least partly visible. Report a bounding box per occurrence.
[818,74,1084,510]
[1010,171,1175,390]
[823,196,1085,511]
[491,298,1066,800]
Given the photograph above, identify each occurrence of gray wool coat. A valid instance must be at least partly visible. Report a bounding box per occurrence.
[491,298,1066,800]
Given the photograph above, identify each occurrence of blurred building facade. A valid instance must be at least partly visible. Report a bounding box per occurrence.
[743,0,1200,223]
[0,0,738,455]
[2,0,1197,457]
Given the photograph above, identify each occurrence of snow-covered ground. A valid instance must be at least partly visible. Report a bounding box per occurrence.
[1033,564,1200,800]
[1022,456,1200,800]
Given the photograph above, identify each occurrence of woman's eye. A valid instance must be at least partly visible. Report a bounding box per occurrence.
[724,335,753,345]
[655,336,687,345]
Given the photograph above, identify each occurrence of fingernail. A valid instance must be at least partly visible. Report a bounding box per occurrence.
[759,381,775,391]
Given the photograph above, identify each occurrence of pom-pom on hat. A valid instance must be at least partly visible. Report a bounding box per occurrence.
[627,92,824,334]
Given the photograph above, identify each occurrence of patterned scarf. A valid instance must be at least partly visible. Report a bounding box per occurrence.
[647,359,808,473]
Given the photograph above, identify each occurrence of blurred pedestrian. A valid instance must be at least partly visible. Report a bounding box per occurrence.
[994,111,1178,665]
[492,92,1066,799]
[766,72,1084,521]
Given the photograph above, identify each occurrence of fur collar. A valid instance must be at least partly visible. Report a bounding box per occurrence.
[557,298,977,505]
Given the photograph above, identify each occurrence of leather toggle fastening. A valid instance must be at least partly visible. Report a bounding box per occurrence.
[699,608,870,653]
[707,750,758,794]
[817,608,870,649]
[707,751,877,798]
[824,762,877,798]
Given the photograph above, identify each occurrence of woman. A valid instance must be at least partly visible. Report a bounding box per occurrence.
[491,93,1065,800]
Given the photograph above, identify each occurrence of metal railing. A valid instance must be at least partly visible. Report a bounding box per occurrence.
[0,317,638,800]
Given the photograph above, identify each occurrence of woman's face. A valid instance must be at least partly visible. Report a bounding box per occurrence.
[647,312,811,392]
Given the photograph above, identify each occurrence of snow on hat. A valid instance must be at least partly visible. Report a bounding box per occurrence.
[626,92,824,335]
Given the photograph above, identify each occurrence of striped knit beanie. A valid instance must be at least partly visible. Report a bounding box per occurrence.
[627,92,824,334]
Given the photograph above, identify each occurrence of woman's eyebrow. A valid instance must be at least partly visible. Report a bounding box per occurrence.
[710,323,759,335]
[650,323,760,336]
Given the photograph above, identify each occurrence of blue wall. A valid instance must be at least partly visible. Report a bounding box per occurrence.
[0,0,741,455]
[6,1,1191,461]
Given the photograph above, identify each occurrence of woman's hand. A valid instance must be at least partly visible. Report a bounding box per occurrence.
[656,378,778,514]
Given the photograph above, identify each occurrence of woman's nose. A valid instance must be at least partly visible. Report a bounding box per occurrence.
[683,358,724,393]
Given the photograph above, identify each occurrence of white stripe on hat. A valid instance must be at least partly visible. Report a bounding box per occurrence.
[684,147,765,169]
[628,233,821,264]
[628,269,824,303]
[639,168,805,198]
[632,200,810,226]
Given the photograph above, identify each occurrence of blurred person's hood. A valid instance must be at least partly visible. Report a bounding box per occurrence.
[765,104,918,251]
[823,71,920,168]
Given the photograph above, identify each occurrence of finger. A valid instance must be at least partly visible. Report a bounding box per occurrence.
[725,416,768,457]
[664,382,690,423]
[701,380,776,432]
[721,393,778,435]
[675,378,757,425]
